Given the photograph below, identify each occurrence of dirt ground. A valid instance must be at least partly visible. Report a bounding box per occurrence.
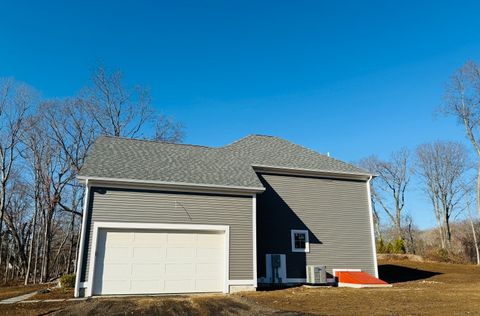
[0,259,479,315]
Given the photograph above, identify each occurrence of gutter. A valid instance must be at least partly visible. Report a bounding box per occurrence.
[76,176,265,194]
[366,175,379,278]
[252,164,374,181]
[74,179,90,297]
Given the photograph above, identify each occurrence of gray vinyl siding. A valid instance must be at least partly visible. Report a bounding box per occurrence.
[80,187,253,283]
[256,173,376,279]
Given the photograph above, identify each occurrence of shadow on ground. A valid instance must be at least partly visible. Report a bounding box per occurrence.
[379,264,441,283]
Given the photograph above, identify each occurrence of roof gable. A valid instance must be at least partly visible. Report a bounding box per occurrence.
[225,135,369,176]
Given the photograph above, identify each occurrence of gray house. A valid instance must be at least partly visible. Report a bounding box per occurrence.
[74,135,377,297]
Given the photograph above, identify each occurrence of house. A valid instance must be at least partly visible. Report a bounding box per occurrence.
[74,135,377,297]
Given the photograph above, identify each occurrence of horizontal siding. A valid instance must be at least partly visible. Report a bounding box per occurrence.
[81,188,253,283]
[257,174,375,278]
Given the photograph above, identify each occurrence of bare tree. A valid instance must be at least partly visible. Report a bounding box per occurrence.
[360,148,412,244]
[79,65,154,138]
[403,214,418,254]
[0,69,186,284]
[443,60,480,216]
[466,199,480,265]
[79,65,184,142]
[154,114,185,143]
[0,79,31,268]
[416,141,471,249]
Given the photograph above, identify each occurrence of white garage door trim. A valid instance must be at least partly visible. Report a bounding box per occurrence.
[86,222,230,297]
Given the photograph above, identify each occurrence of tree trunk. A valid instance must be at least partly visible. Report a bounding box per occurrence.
[33,222,41,284]
[470,218,480,265]
[42,219,51,283]
[25,196,39,285]
[477,162,480,217]
[467,201,480,265]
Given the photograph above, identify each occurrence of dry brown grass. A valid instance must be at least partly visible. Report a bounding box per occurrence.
[240,259,480,315]
[30,287,74,300]
[0,259,479,315]
[0,283,48,301]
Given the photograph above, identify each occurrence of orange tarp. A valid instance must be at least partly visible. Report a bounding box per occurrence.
[336,271,389,285]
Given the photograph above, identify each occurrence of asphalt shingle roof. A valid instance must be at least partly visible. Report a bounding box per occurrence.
[79,135,371,190]
[225,135,369,175]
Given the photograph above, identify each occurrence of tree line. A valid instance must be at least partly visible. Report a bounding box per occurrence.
[1,60,479,286]
[0,65,184,285]
[361,60,480,265]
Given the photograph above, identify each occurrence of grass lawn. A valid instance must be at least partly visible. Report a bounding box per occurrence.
[0,259,479,315]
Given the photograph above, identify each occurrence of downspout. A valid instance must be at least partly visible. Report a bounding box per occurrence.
[366,176,379,278]
[74,179,90,297]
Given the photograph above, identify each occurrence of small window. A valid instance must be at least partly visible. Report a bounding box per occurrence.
[291,229,309,252]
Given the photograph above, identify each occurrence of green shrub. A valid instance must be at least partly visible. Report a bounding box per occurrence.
[385,242,394,254]
[377,239,386,253]
[60,273,76,288]
[393,239,406,254]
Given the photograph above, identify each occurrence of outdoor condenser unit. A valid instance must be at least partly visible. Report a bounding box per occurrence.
[306,265,327,284]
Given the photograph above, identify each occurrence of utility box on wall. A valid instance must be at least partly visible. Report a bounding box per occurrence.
[306,265,327,284]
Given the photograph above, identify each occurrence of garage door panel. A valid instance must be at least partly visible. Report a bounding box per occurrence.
[131,280,165,293]
[197,234,223,247]
[167,233,196,245]
[93,228,225,295]
[105,232,134,245]
[102,263,131,279]
[102,280,130,294]
[165,263,195,277]
[132,263,165,279]
[166,247,195,259]
[196,247,223,258]
[133,232,167,245]
[196,279,222,292]
[196,263,222,276]
[164,279,195,293]
[133,247,166,260]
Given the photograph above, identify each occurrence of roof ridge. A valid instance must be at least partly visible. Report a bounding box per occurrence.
[276,137,370,172]
[222,134,276,148]
[98,135,214,149]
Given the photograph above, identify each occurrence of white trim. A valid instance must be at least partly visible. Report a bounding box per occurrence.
[85,221,230,297]
[291,229,310,253]
[338,282,392,288]
[77,176,265,194]
[228,279,255,286]
[252,194,257,288]
[74,179,90,298]
[367,176,379,278]
[252,164,373,180]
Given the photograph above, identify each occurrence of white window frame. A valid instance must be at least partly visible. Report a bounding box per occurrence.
[291,229,309,253]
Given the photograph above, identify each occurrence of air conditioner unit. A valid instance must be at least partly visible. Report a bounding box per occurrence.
[306,265,327,284]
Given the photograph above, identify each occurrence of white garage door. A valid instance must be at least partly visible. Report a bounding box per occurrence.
[92,229,225,295]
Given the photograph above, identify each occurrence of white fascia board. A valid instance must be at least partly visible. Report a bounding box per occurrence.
[77,176,265,195]
[367,176,379,278]
[228,280,256,286]
[252,164,373,180]
[252,194,257,288]
[74,179,90,298]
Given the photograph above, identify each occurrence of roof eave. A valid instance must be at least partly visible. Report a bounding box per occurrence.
[77,175,265,195]
[251,164,374,181]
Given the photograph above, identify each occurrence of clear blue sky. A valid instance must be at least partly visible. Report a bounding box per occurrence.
[1,1,480,229]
